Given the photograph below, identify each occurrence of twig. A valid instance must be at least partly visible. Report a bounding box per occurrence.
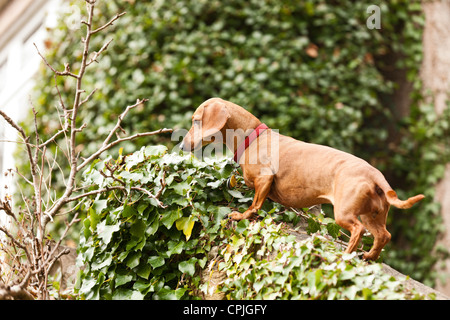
[155,170,167,199]
[90,12,126,35]
[64,186,166,208]
[79,88,97,107]
[33,44,78,79]
[76,99,172,171]
[103,162,126,186]
[86,39,113,66]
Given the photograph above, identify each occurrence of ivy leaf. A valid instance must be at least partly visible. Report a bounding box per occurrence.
[96,221,120,245]
[207,180,222,189]
[136,264,152,280]
[130,219,146,239]
[161,208,182,229]
[145,145,168,157]
[125,148,146,170]
[170,180,190,196]
[122,205,137,218]
[115,273,133,288]
[178,258,197,276]
[306,217,320,234]
[175,216,196,241]
[148,256,165,269]
[326,222,341,239]
[146,212,160,236]
[93,199,108,213]
[213,206,231,224]
[155,288,187,300]
[227,189,244,198]
[167,241,184,256]
[112,288,143,300]
[126,251,142,269]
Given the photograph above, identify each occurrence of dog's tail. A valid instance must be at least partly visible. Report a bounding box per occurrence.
[385,190,425,209]
[375,174,425,209]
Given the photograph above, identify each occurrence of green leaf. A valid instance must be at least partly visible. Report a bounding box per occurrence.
[130,219,146,239]
[236,219,250,234]
[125,148,146,169]
[97,221,120,245]
[126,251,142,269]
[146,213,160,236]
[227,189,244,198]
[207,180,222,189]
[148,256,165,269]
[145,145,168,157]
[170,180,190,196]
[136,264,152,280]
[307,217,320,234]
[88,207,100,232]
[112,288,134,300]
[122,205,137,218]
[167,241,184,256]
[93,199,108,213]
[178,258,197,277]
[115,273,133,287]
[362,287,373,300]
[161,208,182,229]
[326,222,341,239]
[155,287,187,300]
[213,206,231,224]
[91,253,112,271]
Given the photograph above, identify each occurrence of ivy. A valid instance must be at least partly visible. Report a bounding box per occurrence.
[219,222,414,300]
[77,146,425,300]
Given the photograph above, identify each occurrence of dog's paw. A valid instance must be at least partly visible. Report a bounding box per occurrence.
[362,252,377,261]
[228,211,243,221]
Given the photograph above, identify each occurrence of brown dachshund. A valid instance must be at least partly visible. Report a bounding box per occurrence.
[180,98,424,260]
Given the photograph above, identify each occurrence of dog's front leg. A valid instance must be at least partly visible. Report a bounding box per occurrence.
[229,174,274,221]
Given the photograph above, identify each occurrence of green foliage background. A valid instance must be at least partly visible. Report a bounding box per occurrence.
[25,0,450,286]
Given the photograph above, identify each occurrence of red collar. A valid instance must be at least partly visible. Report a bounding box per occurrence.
[233,123,269,163]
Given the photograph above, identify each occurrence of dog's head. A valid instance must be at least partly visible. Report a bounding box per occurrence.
[180,98,230,151]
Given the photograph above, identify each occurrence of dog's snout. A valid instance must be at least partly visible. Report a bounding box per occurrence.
[180,135,193,152]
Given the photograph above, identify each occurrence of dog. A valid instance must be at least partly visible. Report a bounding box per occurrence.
[180,98,424,260]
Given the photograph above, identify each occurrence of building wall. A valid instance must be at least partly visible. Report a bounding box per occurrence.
[0,0,60,258]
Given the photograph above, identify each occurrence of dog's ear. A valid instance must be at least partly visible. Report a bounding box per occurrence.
[201,101,230,138]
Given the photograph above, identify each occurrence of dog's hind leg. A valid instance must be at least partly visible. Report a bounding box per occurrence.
[360,210,391,261]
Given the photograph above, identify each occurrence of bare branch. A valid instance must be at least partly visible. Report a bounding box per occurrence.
[77,127,173,172]
[79,88,97,107]
[64,186,166,208]
[0,226,30,257]
[33,44,78,79]
[0,110,27,138]
[103,99,148,147]
[86,38,113,66]
[15,168,33,186]
[0,110,38,180]
[64,186,125,203]
[90,12,126,35]
[0,284,34,300]
[38,128,68,149]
